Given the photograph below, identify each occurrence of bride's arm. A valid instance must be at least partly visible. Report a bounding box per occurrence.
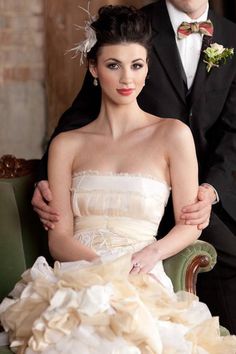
[47,134,99,262]
[131,121,201,273]
[155,121,201,255]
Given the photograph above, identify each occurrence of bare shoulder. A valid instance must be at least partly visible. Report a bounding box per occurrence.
[160,118,193,144]
[162,117,191,133]
[145,113,189,131]
[49,129,85,154]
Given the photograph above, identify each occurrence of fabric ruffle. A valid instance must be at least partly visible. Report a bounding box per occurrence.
[1,255,236,354]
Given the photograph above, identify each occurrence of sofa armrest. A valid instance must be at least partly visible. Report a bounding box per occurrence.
[0,347,12,354]
[0,156,49,302]
[163,240,217,294]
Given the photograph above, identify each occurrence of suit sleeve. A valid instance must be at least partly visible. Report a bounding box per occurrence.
[36,70,101,181]
[204,73,236,222]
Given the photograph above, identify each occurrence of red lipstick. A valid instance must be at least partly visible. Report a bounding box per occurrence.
[116,88,134,96]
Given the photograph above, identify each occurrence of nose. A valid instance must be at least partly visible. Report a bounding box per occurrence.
[119,68,133,85]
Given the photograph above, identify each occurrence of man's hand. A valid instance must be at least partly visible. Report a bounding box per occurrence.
[180,185,216,230]
[31,180,59,230]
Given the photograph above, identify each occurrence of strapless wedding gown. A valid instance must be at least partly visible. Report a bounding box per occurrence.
[0,172,236,354]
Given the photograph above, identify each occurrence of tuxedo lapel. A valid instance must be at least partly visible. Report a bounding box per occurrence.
[151,1,187,103]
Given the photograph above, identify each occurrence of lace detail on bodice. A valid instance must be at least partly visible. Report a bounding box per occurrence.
[72,170,171,189]
[70,171,170,255]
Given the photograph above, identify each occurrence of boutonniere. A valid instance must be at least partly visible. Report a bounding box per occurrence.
[203,43,234,72]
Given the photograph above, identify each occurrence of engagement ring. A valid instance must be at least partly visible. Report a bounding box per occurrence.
[133,262,142,268]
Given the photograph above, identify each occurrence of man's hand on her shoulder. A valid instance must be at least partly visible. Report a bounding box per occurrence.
[180,185,215,230]
[31,180,59,231]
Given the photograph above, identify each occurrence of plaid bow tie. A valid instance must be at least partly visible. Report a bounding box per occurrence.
[177,20,213,39]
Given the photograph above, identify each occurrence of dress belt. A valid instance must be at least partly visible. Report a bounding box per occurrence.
[74,215,158,241]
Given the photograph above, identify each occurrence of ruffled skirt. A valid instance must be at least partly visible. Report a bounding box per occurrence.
[0,254,236,354]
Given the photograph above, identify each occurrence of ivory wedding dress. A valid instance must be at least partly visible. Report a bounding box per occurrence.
[0,172,236,354]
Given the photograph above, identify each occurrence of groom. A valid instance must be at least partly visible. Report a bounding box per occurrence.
[33,0,236,333]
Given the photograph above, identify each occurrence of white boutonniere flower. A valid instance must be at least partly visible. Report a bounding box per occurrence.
[203,43,234,72]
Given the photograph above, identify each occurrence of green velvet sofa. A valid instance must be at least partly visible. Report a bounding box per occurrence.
[0,155,218,354]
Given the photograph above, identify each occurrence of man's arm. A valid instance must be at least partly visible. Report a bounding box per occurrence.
[204,74,236,222]
[180,72,236,228]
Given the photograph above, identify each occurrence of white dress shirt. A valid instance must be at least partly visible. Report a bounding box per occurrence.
[166,1,209,89]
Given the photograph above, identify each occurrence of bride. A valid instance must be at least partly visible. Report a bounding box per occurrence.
[0,5,235,354]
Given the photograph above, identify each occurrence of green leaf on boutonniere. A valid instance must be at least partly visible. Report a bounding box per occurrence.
[203,42,234,72]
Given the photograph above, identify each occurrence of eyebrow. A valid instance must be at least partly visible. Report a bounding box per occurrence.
[104,58,145,63]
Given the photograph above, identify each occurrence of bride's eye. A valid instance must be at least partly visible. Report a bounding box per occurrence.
[107,63,119,70]
[132,63,144,70]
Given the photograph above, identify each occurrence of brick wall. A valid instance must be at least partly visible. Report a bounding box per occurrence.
[0,0,46,159]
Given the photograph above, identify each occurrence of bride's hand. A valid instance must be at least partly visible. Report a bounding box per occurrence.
[130,243,160,274]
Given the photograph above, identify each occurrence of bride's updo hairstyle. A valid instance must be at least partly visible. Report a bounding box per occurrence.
[87,5,152,62]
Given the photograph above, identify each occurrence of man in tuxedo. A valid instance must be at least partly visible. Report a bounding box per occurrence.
[33,0,236,333]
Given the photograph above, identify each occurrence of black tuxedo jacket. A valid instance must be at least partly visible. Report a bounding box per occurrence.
[40,1,236,266]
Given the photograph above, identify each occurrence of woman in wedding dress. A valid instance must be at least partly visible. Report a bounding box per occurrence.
[0,5,236,354]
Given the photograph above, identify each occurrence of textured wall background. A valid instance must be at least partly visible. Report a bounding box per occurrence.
[0,0,46,159]
[0,1,235,159]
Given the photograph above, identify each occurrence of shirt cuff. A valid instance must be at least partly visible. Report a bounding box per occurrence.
[201,183,220,205]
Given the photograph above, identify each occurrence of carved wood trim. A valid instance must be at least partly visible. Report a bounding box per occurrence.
[0,155,38,178]
[185,255,210,294]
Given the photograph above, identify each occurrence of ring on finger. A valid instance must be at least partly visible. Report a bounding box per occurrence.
[133,262,142,269]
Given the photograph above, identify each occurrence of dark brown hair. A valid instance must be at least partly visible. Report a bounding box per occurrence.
[87,5,152,61]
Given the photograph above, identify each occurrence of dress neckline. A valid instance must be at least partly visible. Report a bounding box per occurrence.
[72,170,171,190]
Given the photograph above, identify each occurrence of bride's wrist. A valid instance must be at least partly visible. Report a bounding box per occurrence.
[152,241,163,261]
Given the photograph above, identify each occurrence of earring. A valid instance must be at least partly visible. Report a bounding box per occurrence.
[93,78,98,86]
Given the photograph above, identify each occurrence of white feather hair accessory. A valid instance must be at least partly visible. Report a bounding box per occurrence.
[69,1,97,65]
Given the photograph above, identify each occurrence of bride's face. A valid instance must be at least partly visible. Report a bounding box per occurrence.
[89,43,148,105]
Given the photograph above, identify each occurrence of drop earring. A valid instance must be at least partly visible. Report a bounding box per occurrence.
[93,78,98,86]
